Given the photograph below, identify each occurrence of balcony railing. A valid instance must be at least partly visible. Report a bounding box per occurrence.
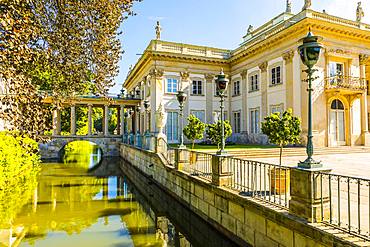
[325,76,367,91]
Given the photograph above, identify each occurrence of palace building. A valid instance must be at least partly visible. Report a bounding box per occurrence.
[123,1,370,147]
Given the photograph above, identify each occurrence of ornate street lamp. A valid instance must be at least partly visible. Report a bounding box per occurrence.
[143,100,151,149]
[176,90,187,149]
[136,104,142,147]
[124,110,129,143]
[135,86,141,99]
[143,100,150,134]
[298,30,323,169]
[215,69,229,156]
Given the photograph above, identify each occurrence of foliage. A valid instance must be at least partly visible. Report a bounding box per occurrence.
[0,0,138,140]
[261,108,301,165]
[0,131,40,228]
[206,120,232,149]
[183,115,206,149]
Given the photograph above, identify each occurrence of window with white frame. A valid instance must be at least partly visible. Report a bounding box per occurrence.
[271,66,282,86]
[190,110,205,122]
[233,111,241,133]
[166,78,178,93]
[249,74,259,92]
[192,80,203,95]
[270,104,284,115]
[233,80,240,96]
[250,108,260,134]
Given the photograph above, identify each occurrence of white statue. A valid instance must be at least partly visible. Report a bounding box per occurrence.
[357,2,364,22]
[155,103,167,134]
[302,0,312,10]
[213,112,220,123]
[286,0,292,13]
[155,21,162,40]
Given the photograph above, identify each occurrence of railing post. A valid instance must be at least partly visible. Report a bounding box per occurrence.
[289,167,332,223]
[211,155,232,187]
[175,149,189,171]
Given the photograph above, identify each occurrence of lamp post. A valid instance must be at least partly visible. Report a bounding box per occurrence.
[136,104,142,147]
[298,30,323,169]
[176,90,187,149]
[215,69,229,156]
[143,100,150,149]
[128,109,134,144]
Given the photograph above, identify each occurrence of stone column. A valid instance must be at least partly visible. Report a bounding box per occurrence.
[103,104,109,136]
[289,167,332,223]
[259,61,268,119]
[70,104,76,135]
[359,54,370,145]
[52,108,61,136]
[283,50,295,111]
[241,70,248,134]
[205,74,215,124]
[88,104,93,136]
[211,155,233,187]
[120,105,125,135]
[116,106,121,135]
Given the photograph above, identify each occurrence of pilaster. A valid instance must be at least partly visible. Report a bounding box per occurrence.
[241,70,248,133]
[359,54,370,145]
[149,69,164,132]
[259,62,268,119]
[283,50,295,111]
[205,74,215,124]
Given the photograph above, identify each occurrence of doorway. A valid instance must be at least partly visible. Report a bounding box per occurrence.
[329,99,346,146]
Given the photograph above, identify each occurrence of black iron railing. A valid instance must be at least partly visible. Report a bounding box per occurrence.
[224,157,291,209]
[315,172,370,240]
[181,150,213,181]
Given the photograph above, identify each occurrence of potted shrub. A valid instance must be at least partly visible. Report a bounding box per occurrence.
[183,115,206,164]
[261,108,301,195]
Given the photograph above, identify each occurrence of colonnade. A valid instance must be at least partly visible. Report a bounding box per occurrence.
[52,103,142,137]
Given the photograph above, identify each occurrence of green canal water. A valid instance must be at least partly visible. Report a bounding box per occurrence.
[1,141,239,247]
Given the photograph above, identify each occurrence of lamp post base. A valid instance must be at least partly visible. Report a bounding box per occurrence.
[298,157,322,169]
[216,150,228,156]
[178,144,187,150]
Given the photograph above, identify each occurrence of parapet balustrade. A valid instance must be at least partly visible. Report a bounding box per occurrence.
[324,76,367,91]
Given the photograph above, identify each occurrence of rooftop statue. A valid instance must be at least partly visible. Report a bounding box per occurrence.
[302,0,311,11]
[286,0,292,13]
[357,2,364,22]
[155,21,162,40]
[247,25,254,35]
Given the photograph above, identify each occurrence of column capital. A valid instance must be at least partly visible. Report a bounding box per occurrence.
[258,61,268,72]
[149,68,164,78]
[283,50,295,64]
[180,71,190,81]
[359,54,369,65]
[87,103,93,107]
[241,69,248,79]
[205,73,215,82]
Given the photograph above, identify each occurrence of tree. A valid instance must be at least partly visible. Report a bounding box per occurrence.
[206,120,232,149]
[261,108,301,166]
[0,0,138,140]
[183,115,206,149]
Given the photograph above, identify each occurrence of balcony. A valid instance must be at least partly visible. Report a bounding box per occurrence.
[324,76,367,94]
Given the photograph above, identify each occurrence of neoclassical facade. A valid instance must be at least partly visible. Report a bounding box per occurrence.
[124,5,370,147]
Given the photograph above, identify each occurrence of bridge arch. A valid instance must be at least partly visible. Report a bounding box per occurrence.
[39,136,122,160]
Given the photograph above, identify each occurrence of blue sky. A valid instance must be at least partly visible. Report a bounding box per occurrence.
[111,0,370,93]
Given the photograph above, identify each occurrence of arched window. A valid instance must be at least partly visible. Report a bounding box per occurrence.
[331,99,344,110]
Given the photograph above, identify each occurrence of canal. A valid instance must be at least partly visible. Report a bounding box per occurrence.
[2,142,240,247]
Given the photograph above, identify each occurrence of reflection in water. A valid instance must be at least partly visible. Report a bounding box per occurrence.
[60,141,102,169]
[1,145,239,247]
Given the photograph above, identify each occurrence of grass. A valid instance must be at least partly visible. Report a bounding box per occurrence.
[169,143,278,151]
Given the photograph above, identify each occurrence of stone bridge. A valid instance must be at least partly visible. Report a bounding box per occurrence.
[39,135,122,160]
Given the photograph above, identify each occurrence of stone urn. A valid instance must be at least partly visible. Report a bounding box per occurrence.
[155,103,167,135]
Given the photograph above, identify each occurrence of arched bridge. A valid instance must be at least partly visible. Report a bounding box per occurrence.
[39,136,122,160]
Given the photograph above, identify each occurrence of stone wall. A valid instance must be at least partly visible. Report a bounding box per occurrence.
[40,136,122,160]
[120,144,361,247]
